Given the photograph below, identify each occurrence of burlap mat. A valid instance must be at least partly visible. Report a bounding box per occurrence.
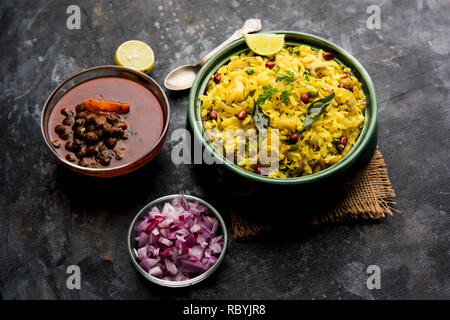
[231,148,396,240]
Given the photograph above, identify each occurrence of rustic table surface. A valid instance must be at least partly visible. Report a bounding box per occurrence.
[1,0,449,299]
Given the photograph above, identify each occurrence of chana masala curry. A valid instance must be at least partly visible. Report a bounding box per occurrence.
[49,77,165,168]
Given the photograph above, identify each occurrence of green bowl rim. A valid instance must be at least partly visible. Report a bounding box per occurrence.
[188,30,378,185]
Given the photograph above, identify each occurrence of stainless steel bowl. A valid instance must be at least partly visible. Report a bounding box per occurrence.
[127,194,228,287]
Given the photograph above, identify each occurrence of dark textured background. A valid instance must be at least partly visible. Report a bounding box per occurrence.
[1,0,449,299]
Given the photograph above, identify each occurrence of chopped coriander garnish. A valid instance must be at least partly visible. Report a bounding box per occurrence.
[276,70,295,85]
[280,90,291,106]
[256,69,299,107]
[294,49,301,55]
[256,85,280,105]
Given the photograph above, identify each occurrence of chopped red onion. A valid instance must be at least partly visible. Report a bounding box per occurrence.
[137,232,149,247]
[164,259,178,275]
[158,236,172,247]
[149,265,163,277]
[161,247,172,258]
[190,224,201,233]
[159,228,168,238]
[185,234,195,248]
[134,195,224,281]
[189,245,205,261]
[140,257,160,272]
[209,242,222,254]
[179,259,208,274]
[147,245,159,257]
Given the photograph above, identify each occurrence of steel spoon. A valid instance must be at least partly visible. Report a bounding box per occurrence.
[164,19,262,91]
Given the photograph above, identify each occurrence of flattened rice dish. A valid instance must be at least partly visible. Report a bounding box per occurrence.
[200,43,368,178]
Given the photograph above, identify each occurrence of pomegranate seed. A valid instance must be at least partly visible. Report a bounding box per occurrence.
[289,134,299,144]
[323,52,334,60]
[338,83,345,88]
[213,73,221,84]
[300,93,310,103]
[209,110,218,120]
[265,61,276,69]
[340,135,347,147]
[237,110,247,120]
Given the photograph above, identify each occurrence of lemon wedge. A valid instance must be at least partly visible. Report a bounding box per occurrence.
[244,33,285,56]
[115,40,155,73]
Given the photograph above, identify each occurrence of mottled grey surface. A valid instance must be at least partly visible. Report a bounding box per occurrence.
[1,0,449,300]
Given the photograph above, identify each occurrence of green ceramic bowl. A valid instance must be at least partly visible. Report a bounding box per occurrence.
[188,31,378,185]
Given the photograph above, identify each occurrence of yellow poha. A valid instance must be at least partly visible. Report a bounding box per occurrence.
[200,44,367,178]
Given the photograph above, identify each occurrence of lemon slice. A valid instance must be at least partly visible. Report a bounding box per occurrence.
[115,40,155,73]
[244,33,285,56]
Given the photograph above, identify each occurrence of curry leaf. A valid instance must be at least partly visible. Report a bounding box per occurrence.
[302,93,335,130]
[252,103,270,132]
